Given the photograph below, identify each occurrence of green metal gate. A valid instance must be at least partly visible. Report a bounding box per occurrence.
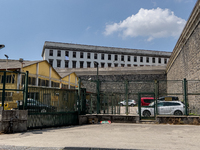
[26,87,79,129]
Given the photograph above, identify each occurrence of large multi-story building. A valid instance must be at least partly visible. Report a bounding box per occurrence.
[42,41,171,69]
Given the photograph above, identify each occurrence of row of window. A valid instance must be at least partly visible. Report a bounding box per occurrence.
[22,76,60,88]
[0,75,15,84]
[50,60,164,68]
[49,50,167,64]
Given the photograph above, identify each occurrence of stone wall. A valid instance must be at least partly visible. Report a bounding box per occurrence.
[80,74,167,103]
[167,1,200,114]
[0,107,28,133]
[167,23,200,80]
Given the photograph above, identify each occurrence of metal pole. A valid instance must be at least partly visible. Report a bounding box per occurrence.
[95,62,100,114]
[183,78,188,115]
[125,80,128,115]
[78,78,81,115]
[23,71,29,110]
[138,93,141,120]
[155,80,158,116]
[2,71,6,110]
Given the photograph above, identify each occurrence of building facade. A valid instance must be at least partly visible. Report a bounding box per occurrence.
[42,42,171,69]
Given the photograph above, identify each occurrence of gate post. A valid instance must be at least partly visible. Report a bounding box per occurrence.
[96,79,100,114]
[78,78,81,115]
[23,71,29,110]
[183,78,188,115]
[2,71,6,110]
[154,80,158,115]
[125,80,129,115]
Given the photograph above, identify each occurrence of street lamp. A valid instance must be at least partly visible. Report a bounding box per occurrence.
[4,54,9,71]
[94,61,100,114]
[0,44,5,50]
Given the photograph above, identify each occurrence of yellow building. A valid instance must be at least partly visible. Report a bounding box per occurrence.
[0,59,79,90]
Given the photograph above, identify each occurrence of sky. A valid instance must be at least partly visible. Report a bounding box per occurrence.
[0,0,197,61]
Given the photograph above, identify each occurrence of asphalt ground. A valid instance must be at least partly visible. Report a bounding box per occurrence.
[0,123,199,150]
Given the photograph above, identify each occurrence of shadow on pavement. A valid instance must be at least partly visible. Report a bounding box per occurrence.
[62,147,144,150]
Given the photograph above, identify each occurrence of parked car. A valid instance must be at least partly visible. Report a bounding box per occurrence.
[119,99,136,106]
[158,96,179,101]
[18,98,57,113]
[141,97,155,106]
[140,101,185,117]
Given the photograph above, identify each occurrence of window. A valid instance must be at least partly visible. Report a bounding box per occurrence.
[49,50,53,56]
[101,54,104,60]
[49,59,53,67]
[65,60,69,68]
[62,84,68,89]
[80,61,84,68]
[72,61,76,68]
[127,64,131,67]
[140,65,144,67]
[140,57,143,62]
[121,64,125,67]
[128,56,130,61]
[51,81,60,88]
[87,62,91,68]
[108,54,111,60]
[57,60,61,67]
[38,78,49,87]
[114,63,118,67]
[158,58,161,63]
[115,55,118,61]
[1,75,15,84]
[57,50,61,57]
[80,52,84,58]
[134,64,137,66]
[164,58,167,64]
[108,63,112,67]
[146,57,149,63]
[101,63,105,68]
[73,52,76,58]
[94,53,97,59]
[121,55,124,61]
[65,51,69,57]
[152,57,155,63]
[87,53,90,59]
[28,77,36,86]
[134,56,137,62]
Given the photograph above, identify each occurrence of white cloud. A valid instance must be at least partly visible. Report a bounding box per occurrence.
[86,26,91,31]
[104,7,186,41]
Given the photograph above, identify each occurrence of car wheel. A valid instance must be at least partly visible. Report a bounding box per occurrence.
[131,104,134,107]
[143,110,151,117]
[174,110,183,115]
[41,109,47,113]
[120,104,123,106]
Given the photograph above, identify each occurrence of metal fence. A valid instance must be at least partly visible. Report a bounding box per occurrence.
[26,87,79,129]
[79,78,197,118]
[0,70,28,110]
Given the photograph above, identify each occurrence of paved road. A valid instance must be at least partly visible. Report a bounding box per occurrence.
[0,123,200,150]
